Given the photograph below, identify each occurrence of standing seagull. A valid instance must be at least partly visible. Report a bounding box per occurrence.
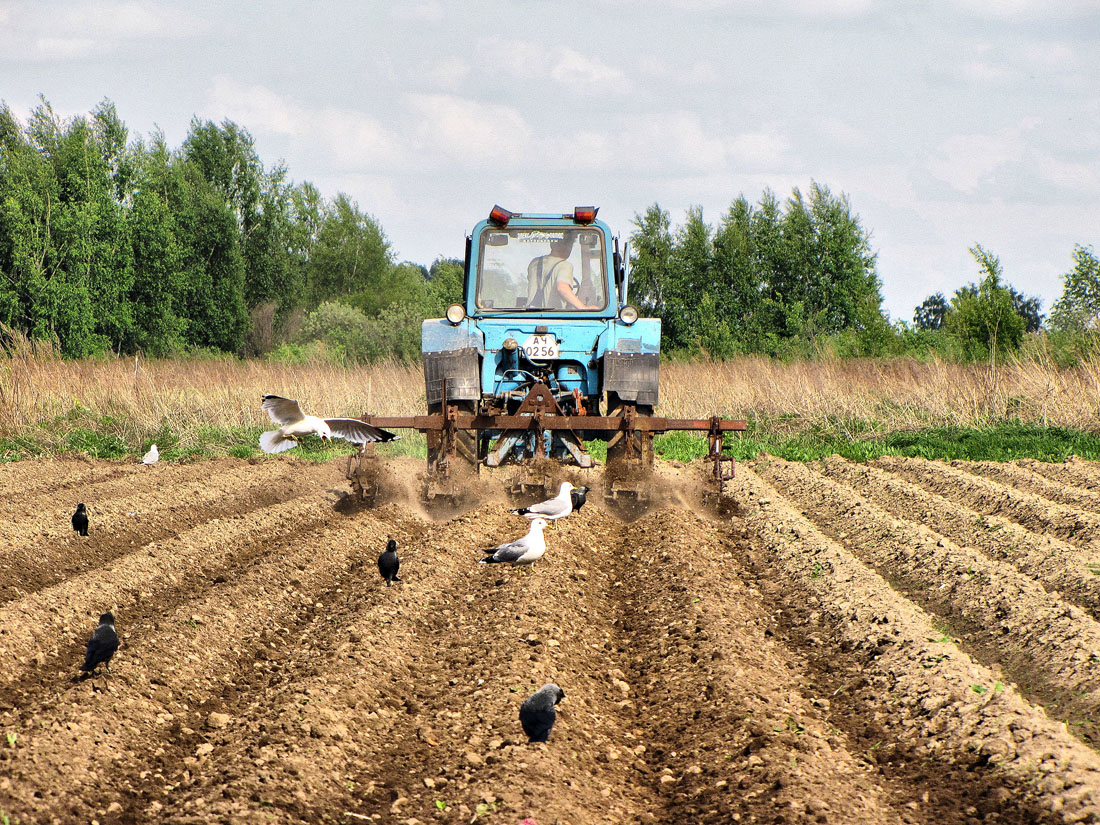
[378,538,401,587]
[480,518,549,567]
[80,612,119,677]
[259,394,399,454]
[71,503,89,537]
[520,683,566,743]
[570,485,590,513]
[140,444,159,465]
[510,481,575,520]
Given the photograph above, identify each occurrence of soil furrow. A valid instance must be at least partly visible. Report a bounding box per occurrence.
[0,460,338,604]
[962,460,1100,515]
[0,458,145,515]
[753,456,1100,748]
[731,464,1100,823]
[1018,457,1100,490]
[611,509,910,824]
[816,456,1100,618]
[873,455,1100,552]
[0,504,429,822]
[146,506,663,825]
[0,488,349,692]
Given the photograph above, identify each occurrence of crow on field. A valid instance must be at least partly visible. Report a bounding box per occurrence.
[570,485,589,513]
[378,538,401,586]
[259,394,399,453]
[480,518,548,567]
[520,683,565,743]
[79,612,119,678]
[510,482,574,520]
[71,503,89,536]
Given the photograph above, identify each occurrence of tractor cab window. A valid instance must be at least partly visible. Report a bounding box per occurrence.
[476,227,608,311]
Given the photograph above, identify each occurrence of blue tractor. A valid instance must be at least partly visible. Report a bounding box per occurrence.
[349,205,744,503]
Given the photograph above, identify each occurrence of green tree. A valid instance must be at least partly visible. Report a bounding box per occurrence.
[427,257,464,312]
[947,245,1026,361]
[168,159,248,351]
[712,196,761,346]
[307,193,392,306]
[665,205,712,351]
[915,293,948,330]
[628,204,673,318]
[1050,245,1100,332]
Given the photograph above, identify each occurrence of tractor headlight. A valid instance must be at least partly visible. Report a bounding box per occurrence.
[445,303,466,325]
[618,304,639,325]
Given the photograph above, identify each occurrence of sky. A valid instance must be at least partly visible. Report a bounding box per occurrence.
[2,0,1098,323]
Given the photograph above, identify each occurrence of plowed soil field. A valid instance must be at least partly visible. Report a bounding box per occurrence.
[3,455,1100,824]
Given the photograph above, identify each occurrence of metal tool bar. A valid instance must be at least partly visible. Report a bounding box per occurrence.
[360,414,747,433]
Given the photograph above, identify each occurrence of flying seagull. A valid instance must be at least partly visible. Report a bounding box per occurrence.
[259,394,399,454]
[80,612,119,677]
[71,503,89,537]
[520,683,566,743]
[570,485,590,513]
[140,444,159,465]
[480,518,549,567]
[511,481,575,520]
[378,538,401,587]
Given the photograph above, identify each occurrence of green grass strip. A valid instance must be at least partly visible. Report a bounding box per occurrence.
[2,421,1099,465]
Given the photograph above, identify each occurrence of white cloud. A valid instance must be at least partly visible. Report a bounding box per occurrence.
[34,37,97,60]
[405,93,534,167]
[391,2,445,24]
[476,38,632,95]
[728,128,791,169]
[949,0,1097,19]
[207,77,299,136]
[637,56,719,85]
[420,57,469,90]
[816,117,871,150]
[1023,41,1075,68]
[0,1,203,60]
[926,128,1028,193]
[549,48,631,93]
[1032,151,1100,194]
[204,78,408,171]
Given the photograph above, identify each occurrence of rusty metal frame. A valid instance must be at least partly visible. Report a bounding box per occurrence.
[350,378,747,499]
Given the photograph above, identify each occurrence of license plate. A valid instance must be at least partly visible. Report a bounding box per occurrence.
[522,333,560,360]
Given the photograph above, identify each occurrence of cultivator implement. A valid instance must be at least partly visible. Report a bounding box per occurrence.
[345,380,746,505]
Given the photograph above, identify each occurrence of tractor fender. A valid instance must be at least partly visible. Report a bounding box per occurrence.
[422,319,484,405]
[599,318,660,406]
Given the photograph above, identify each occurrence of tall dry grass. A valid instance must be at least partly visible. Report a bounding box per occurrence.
[2,329,1099,454]
[661,351,1100,435]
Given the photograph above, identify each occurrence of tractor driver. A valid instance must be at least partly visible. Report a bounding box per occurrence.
[527,234,598,311]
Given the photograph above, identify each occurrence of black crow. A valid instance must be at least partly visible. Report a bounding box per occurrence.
[570,485,589,513]
[71,503,89,536]
[81,612,119,676]
[520,683,565,743]
[378,538,400,586]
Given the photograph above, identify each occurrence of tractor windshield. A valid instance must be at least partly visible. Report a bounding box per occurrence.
[476,227,608,311]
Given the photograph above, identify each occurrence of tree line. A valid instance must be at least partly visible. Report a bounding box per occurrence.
[1,98,1094,364]
[0,98,460,361]
[630,194,1094,363]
